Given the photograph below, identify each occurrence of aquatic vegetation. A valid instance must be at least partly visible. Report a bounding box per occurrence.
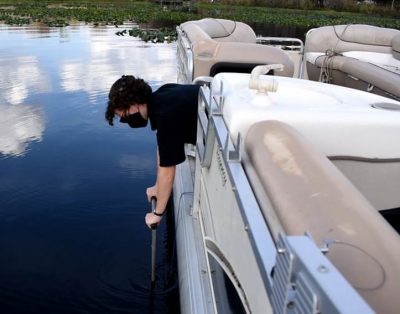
[0,1,146,26]
[0,1,398,31]
[198,4,400,29]
[116,27,177,43]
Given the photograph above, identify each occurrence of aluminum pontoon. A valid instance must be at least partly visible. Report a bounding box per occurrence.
[173,18,400,314]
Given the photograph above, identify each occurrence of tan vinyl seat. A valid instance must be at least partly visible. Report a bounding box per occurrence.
[392,34,400,61]
[312,54,400,99]
[305,24,399,54]
[180,18,294,79]
[305,24,400,99]
[243,120,400,314]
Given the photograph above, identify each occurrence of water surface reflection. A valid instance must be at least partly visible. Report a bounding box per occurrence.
[0,24,179,314]
[0,103,44,157]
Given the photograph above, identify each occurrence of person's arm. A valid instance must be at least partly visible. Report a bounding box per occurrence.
[146,148,161,201]
[145,149,176,228]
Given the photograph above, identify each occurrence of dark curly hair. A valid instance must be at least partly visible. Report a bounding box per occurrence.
[105,75,152,126]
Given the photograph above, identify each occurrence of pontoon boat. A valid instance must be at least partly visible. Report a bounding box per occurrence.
[172,18,400,314]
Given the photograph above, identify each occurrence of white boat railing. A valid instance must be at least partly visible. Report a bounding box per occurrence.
[256,36,305,78]
[272,235,373,314]
[256,36,304,52]
[176,26,194,83]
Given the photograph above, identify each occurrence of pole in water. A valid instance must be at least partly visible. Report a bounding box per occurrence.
[150,197,157,284]
[148,197,158,314]
[151,227,157,284]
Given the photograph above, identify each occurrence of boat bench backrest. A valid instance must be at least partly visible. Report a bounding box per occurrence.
[312,54,400,98]
[305,24,400,54]
[180,18,295,79]
[181,18,257,43]
[243,120,400,314]
[392,34,400,60]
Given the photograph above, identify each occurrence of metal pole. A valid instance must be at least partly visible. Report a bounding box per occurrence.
[150,197,157,283]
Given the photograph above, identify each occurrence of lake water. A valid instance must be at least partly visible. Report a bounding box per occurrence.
[0,23,179,313]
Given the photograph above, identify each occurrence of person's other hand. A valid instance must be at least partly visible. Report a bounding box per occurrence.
[146,185,157,202]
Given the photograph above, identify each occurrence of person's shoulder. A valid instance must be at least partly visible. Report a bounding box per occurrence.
[158,83,179,90]
[159,83,200,90]
[153,84,177,95]
[153,84,199,98]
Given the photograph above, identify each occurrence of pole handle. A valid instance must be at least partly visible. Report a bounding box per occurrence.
[151,196,157,210]
[150,197,158,229]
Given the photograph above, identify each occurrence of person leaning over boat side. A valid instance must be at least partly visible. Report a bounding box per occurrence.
[105,75,200,228]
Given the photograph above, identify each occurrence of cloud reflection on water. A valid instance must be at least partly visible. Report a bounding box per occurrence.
[118,154,156,178]
[0,24,179,312]
[59,27,177,103]
[0,103,45,157]
[0,55,51,105]
[0,52,48,158]
[0,25,177,158]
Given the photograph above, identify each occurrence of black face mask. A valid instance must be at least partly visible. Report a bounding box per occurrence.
[120,112,148,128]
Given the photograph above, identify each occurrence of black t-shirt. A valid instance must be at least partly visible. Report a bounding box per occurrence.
[148,84,200,167]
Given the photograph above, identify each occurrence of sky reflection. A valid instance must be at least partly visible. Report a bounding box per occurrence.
[0,103,45,157]
[0,55,52,105]
[0,24,178,313]
[59,31,177,103]
[0,24,177,158]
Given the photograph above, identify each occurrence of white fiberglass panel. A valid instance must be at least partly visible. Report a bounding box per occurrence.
[212,73,400,159]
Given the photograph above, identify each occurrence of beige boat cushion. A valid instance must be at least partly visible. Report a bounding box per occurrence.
[305,24,400,54]
[392,34,400,60]
[243,120,400,314]
[181,20,294,78]
[313,55,400,98]
[181,23,219,58]
[181,18,256,43]
[332,159,400,211]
